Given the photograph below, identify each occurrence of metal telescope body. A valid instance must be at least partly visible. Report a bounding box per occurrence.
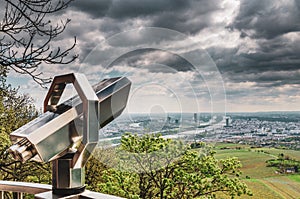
[7,73,131,198]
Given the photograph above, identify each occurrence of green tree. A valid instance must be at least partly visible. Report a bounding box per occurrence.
[85,147,118,191]
[0,80,51,182]
[98,133,252,199]
[0,80,51,198]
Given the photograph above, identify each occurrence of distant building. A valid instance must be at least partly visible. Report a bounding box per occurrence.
[194,113,197,123]
[224,117,232,127]
[167,116,171,123]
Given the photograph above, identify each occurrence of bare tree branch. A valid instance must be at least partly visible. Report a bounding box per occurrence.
[0,0,78,87]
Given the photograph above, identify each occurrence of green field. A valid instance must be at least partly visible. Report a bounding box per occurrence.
[214,143,300,199]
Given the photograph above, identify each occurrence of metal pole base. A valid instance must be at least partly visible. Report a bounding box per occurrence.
[52,186,86,196]
[35,190,124,199]
[52,154,85,193]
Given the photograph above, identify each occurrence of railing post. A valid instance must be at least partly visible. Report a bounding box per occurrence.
[13,192,23,199]
[0,191,3,199]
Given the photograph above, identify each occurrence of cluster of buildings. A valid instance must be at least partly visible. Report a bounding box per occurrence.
[213,117,300,150]
[99,113,300,150]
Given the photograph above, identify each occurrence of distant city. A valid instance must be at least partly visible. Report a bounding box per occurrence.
[98,112,300,150]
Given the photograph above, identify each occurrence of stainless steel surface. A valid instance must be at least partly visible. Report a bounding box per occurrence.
[52,156,85,189]
[6,73,131,198]
[8,74,131,164]
[8,107,79,162]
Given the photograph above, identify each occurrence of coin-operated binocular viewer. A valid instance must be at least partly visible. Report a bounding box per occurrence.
[7,73,131,198]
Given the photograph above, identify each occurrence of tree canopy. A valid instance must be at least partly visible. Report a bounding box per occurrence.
[0,80,51,199]
[94,133,252,199]
[0,79,50,175]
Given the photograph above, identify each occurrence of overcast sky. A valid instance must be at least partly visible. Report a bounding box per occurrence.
[7,0,300,113]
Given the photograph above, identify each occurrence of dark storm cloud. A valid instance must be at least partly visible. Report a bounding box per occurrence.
[228,70,300,87]
[69,0,200,18]
[70,0,112,18]
[150,12,209,35]
[70,0,221,34]
[69,0,300,89]
[150,0,220,34]
[208,35,300,87]
[105,28,185,47]
[71,0,188,19]
[210,0,300,88]
[108,49,194,73]
[230,0,300,39]
[107,0,189,19]
[67,0,222,54]
[97,18,122,35]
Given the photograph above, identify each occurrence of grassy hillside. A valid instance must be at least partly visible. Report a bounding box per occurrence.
[213,143,300,199]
